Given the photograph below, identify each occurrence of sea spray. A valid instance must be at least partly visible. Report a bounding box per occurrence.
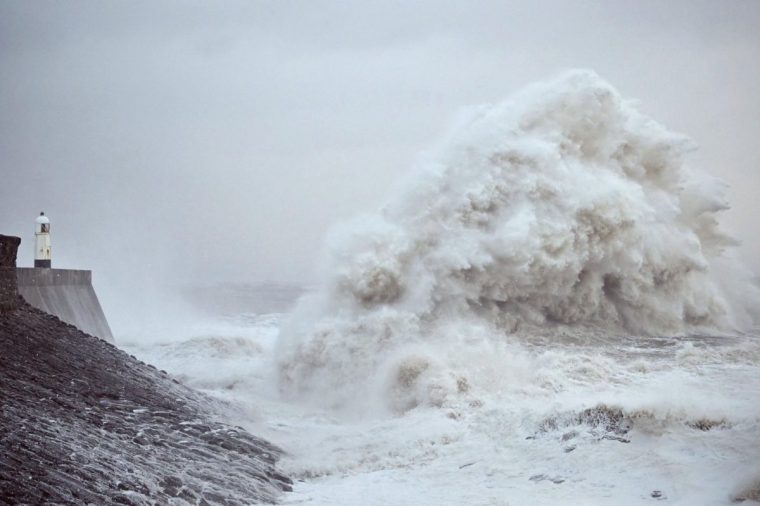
[276,70,760,411]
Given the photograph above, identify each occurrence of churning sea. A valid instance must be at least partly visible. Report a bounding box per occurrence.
[120,283,760,506]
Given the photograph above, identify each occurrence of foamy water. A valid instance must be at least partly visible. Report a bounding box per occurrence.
[121,307,760,505]
[122,72,760,504]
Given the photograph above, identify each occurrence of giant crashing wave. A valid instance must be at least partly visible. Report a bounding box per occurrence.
[276,70,759,411]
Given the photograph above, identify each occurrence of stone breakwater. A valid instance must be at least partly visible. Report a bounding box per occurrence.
[0,233,291,504]
[0,300,292,504]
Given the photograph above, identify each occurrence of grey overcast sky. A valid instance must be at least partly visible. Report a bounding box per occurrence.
[1,1,759,328]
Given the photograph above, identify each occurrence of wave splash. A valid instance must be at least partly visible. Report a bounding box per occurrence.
[276,70,759,410]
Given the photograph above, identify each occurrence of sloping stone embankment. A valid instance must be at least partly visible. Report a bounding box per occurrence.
[0,299,291,504]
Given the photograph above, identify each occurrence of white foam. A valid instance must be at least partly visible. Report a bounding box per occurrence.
[121,308,760,505]
[276,70,760,411]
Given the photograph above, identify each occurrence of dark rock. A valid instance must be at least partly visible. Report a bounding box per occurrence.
[601,434,631,443]
[731,476,760,502]
[0,235,21,312]
[529,474,565,484]
[0,234,20,267]
[576,405,631,434]
[534,403,634,443]
[0,300,291,504]
[687,418,728,431]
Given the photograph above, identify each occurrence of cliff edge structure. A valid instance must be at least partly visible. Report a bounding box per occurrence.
[0,234,292,504]
[0,234,21,313]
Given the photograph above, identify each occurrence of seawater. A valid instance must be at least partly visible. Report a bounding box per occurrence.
[121,285,760,506]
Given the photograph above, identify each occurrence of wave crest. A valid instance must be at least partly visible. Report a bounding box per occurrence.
[276,70,759,409]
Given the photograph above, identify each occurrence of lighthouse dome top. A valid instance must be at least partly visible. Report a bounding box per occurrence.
[35,212,49,225]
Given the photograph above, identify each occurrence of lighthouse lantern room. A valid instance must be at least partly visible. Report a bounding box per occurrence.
[34,212,51,268]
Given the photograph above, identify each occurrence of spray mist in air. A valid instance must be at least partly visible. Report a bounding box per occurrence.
[276,70,760,411]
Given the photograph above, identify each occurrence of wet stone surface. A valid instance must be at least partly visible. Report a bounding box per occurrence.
[0,299,291,505]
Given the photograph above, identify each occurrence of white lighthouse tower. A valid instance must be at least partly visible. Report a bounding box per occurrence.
[34,212,52,268]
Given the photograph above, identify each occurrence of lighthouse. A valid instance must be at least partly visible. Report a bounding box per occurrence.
[34,212,51,268]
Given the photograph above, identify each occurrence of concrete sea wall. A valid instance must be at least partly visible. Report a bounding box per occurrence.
[16,267,114,342]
